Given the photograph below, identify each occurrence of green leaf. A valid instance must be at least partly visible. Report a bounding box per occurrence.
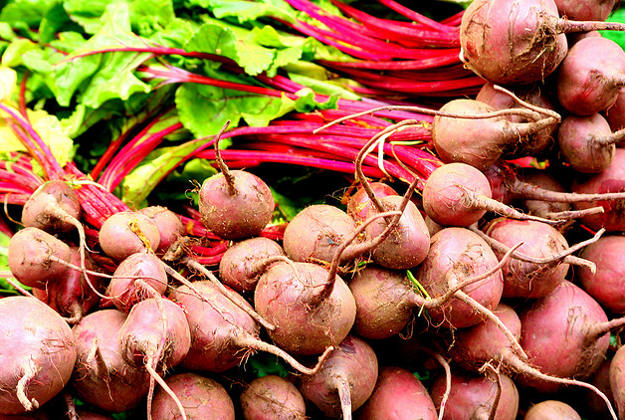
[39,1,79,43]
[175,83,294,139]
[0,231,26,295]
[0,0,58,28]
[248,354,289,378]
[186,0,296,24]
[293,89,337,112]
[289,72,360,101]
[1,38,38,67]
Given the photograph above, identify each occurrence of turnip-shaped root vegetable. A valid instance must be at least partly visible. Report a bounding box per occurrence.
[461,0,625,86]
[98,211,160,261]
[240,375,306,420]
[0,297,76,414]
[198,122,274,239]
[138,206,185,254]
[150,373,235,420]
[299,336,378,420]
[524,401,581,420]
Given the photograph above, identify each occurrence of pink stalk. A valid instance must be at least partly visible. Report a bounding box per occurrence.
[318,53,460,71]
[376,0,457,32]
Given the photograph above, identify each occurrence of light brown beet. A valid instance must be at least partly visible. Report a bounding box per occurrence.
[21,180,81,234]
[346,183,397,222]
[241,375,306,420]
[218,237,285,292]
[524,401,581,420]
[554,0,617,21]
[300,336,378,420]
[150,373,235,420]
[98,212,160,261]
[72,310,150,412]
[138,206,185,254]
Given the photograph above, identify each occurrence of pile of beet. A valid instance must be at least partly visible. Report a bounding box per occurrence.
[7,0,625,419]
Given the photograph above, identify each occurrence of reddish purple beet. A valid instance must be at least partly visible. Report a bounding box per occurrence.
[364,195,430,269]
[138,206,185,254]
[606,90,625,131]
[415,228,503,328]
[585,360,615,418]
[150,373,235,420]
[107,252,168,312]
[218,237,285,292]
[0,297,76,415]
[558,113,623,173]
[98,212,160,261]
[578,235,625,313]
[554,0,617,21]
[254,261,356,356]
[519,281,614,392]
[283,204,357,263]
[299,336,378,420]
[610,345,625,419]
[72,309,150,412]
[485,219,570,298]
[524,401,581,420]
[431,371,519,420]
[241,375,306,420]
[358,366,437,420]
[33,246,103,322]
[557,37,625,116]
[8,227,71,288]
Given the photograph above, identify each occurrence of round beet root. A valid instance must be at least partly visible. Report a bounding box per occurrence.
[610,345,625,419]
[241,375,306,420]
[520,171,572,219]
[557,37,625,116]
[150,373,235,420]
[8,227,71,288]
[585,360,614,418]
[415,228,503,328]
[107,252,168,312]
[572,148,625,230]
[198,170,274,239]
[283,204,357,264]
[485,219,570,298]
[98,212,160,261]
[364,195,430,269]
[358,366,437,420]
[431,371,519,420]
[72,309,150,412]
[558,113,620,173]
[524,400,581,420]
[519,281,611,392]
[138,206,185,254]
[578,236,625,313]
[219,237,285,292]
[255,261,356,356]
[300,336,378,419]
[21,180,81,234]
[554,0,617,21]
[346,183,397,222]
[0,297,76,415]
[607,90,625,131]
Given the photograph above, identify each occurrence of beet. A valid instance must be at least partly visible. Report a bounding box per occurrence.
[431,372,519,420]
[218,237,285,292]
[138,206,185,254]
[572,148,625,230]
[461,0,625,85]
[240,375,306,420]
[150,373,235,420]
[364,195,430,269]
[557,37,625,116]
[171,281,331,374]
[484,219,570,298]
[524,401,581,420]
[431,100,557,170]
[98,212,160,261]
[578,235,625,313]
[606,90,625,131]
[519,281,615,391]
[72,309,150,412]
[520,172,573,219]
[358,366,437,420]
[558,113,624,173]
[299,336,378,420]
[254,261,356,355]
[585,360,615,418]
[283,204,357,263]
[415,228,503,328]
[610,344,625,419]
[554,0,617,21]
[107,252,168,312]
[346,182,397,222]
[423,163,556,227]
[8,227,71,288]
[0,297,76,414]
[33,246,103,322]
